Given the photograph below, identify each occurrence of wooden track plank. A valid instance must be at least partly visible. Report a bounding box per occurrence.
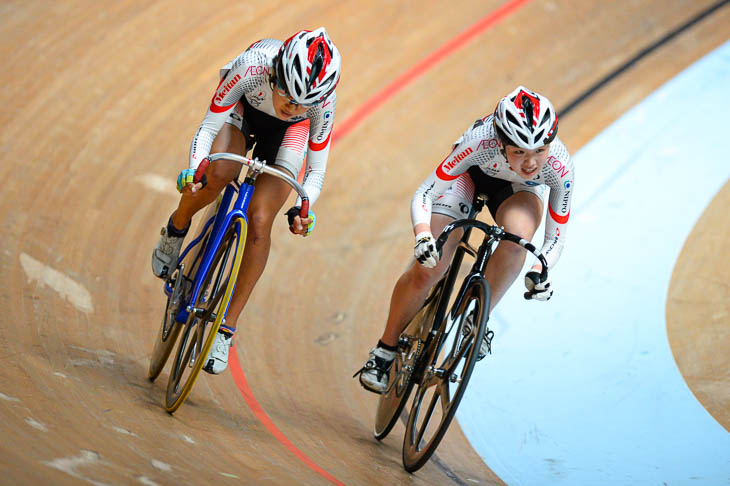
[1,1,727,484]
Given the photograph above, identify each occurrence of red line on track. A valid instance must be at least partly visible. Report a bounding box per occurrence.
[229,351,346,486]
[333,0,532,145]
[229,1,531,483]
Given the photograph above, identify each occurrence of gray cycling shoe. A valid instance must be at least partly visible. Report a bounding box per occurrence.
[151,225,185,279]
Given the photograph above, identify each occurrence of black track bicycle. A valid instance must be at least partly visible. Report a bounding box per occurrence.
[372,194,549,472]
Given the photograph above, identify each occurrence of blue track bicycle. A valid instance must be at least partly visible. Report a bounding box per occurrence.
[147,153,310,413]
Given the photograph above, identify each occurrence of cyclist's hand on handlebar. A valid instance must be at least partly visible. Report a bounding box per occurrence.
[414,231,439,268]
[524,270,552,301]
[177,158,210,194]
[285,206,316,237]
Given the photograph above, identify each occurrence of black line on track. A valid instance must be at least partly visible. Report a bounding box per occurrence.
[558,0,730,118]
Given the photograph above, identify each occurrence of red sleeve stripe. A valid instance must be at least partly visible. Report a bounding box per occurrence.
[436,161,459,181]
[281,121,310,155]
[309,131,332,151]
[210,101,236,113]
[548,203,570,224]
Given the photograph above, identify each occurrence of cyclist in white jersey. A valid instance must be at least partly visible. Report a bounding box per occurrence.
[357,86,574,393]
[151,28,341,374]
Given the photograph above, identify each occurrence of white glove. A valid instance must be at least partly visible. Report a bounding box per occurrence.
[524,270,553,301]
[414,231,439,268]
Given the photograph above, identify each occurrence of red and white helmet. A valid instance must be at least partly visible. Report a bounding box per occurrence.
[494,86,558,149]
[276,27,341,106]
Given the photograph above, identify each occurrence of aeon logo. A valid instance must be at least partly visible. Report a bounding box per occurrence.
[477,138,499,150]
[547,156,569,178]
[243,65,271,77]
[442,147,473,172]
[214,74,241,104]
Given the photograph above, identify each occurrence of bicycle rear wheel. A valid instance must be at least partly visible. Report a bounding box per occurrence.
[402,277,490,472]
[148,266,190,381]
[164,218,246,413]
[373,282,443,441]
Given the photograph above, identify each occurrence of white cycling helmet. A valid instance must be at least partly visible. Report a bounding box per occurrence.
[276,27,341,106]
[494,86,558,149]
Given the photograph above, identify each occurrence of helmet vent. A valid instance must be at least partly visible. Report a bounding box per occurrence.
[522,96,534,128]
[540,107,552,126]
[309,45,324,84]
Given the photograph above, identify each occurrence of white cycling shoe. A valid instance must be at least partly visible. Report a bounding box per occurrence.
[151,225,185,279]
[355,347,395,394]
[461,315,491,361]
[203,329,234,375]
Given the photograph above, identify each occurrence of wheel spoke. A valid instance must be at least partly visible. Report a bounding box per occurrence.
[439,379,452,415]
[415,388,441,448]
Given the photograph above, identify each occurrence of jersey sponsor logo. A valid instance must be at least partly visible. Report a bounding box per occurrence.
[316,114,331,139]
[547,155,570,178]
[477,138,499,150]
[545,234,560,254]
[309,131,331,151]
[243,65,271,77]
[442,147,473,171]
[436,147,472,181]
[525,180,541,186]
[248,91,265,107]
[564,179,572,190]
[561,189,571,212]
[210,74,242,112]
[548,203,570,224]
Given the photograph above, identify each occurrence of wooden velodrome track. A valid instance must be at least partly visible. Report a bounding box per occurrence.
[2,1,728,484]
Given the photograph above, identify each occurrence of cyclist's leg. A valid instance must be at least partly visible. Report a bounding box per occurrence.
[378,213,462,348]
[356,213,461,393]
[222,119,308,329]
[484,190,542,312]
[377,173,474,348]
[222,171,293,328]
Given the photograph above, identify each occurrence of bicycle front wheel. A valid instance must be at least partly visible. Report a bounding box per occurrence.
[402,277,490,472]
[164,218,247,413]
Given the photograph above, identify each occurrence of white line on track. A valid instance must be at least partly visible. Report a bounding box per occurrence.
[20,253,93,313]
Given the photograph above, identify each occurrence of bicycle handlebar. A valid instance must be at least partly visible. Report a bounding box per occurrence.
[435,218,549,284]
[207,152,310,218]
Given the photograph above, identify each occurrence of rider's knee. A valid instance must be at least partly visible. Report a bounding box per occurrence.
[205,161,239,192]
[498,239,528,263]
[246,208,274,243]
[409,263,442,291]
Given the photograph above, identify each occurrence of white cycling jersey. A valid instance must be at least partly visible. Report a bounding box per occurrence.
[411,114,574,270]
[189,38,337,206]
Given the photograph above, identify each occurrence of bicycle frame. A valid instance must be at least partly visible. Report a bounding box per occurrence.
[163,153,310,327]
[422,196,549,365]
